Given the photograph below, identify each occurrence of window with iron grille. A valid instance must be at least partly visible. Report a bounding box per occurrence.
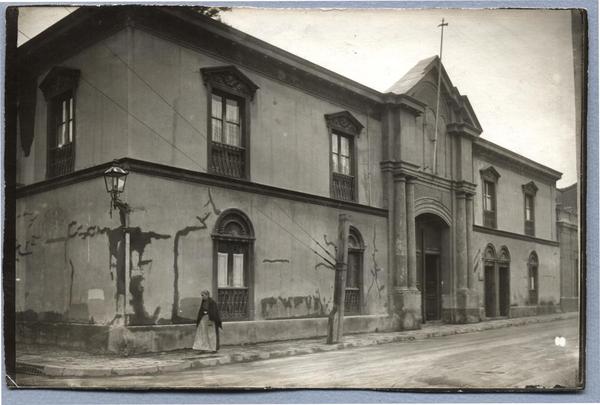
[39,67,80,179]
[212,209,255,321]
[331,132,355,201]
[201,66,258,180]
[210,92,245,178]
[345,227,364,315]
[325,111,363,202]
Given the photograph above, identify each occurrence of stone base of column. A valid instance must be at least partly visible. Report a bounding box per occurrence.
[442,289,480,324]
[393,287,422,330]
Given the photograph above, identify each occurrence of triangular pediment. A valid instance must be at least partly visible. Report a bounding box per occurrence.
[522,181,539,195]
[386,56,482,134]
[324,111,364,136]
[201,65,259,99]
[480,166,501,182]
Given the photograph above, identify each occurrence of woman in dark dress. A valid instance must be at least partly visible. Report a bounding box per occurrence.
[192,290,223,352]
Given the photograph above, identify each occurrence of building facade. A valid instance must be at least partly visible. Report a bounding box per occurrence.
[14,7,570,354]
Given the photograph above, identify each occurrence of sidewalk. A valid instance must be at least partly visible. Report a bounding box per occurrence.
[16,312,577,378]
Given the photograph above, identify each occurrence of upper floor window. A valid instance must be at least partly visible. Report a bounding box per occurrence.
[39,67,80,178]
[522,181,538,236]
[480,166,500,228]
[325,111,363,202]
[211,92,242,147]
[201,66,258,180]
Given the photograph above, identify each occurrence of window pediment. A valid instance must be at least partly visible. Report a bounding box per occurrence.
[201,65,259,99]
[39,66,80,100]
[480,166,501,183]
[325,111,364,137]
[522,181,538,195]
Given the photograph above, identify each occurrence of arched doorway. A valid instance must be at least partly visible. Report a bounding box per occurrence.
[212,209,255,321]
[416,213,450,322]
[484,244,511,318]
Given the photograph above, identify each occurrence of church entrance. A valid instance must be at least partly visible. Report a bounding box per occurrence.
[416,213,449,323]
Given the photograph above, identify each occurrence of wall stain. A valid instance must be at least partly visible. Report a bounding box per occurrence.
[262,259,290,264]
[367,227,385,298]
[129,275,161,325]
[171,212,211,323]
[126,227,170,326]
[68,259,75,307]
[204,188,222,216]
[260,294,326,319]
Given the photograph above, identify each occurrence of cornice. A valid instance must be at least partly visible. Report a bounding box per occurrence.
[18,7,384,119]
[16,158,388,218]
[447,122,482,138]
[473,138,562,182]
[473,225,559,247]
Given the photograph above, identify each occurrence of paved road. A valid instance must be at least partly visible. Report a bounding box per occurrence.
[17,318,580,390]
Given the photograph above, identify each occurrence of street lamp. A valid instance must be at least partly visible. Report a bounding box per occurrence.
[104,160,129,222]
[104,160,131,326]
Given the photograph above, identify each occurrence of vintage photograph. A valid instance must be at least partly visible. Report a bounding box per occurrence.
[6,5,584,390]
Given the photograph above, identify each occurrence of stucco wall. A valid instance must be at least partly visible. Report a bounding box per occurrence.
[16,178,123,324]
[473,231,561,309]
[401,74,453,180]
[127,28,384,207]
[473,155,557,240]
[17,30,130,186]
[16,174,389,325]
[125,172,389,323]
[18,27,384,209]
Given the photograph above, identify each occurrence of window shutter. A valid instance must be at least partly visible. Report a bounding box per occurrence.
[233,254,244,287]
[217,253,228,287]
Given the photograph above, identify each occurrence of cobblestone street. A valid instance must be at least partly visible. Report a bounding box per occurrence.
[16,317,580,390]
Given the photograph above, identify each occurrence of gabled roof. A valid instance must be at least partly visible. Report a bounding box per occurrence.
[386,56,482,134]
[386,56,437,95]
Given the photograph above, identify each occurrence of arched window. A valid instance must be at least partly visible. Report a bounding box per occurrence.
[528,252,539,305]
[483,243,497,263]
[345,227,364,315]
[212,209,255,321]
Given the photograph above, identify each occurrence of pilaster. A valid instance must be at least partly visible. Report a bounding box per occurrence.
[406,176,417,290]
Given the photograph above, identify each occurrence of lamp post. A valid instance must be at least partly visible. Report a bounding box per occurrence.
[104,160,130,325]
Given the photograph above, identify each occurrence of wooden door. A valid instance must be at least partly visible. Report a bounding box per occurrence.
[424,254,441,321]
[484,265,496,317]
[498,266,510,316]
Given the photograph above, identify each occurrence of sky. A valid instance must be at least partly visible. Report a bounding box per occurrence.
[17,6,578,187]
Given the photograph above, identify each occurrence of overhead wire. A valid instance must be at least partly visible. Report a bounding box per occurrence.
[79,43,339,266]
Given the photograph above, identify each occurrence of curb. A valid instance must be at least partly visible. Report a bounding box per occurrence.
[16,312,577,378]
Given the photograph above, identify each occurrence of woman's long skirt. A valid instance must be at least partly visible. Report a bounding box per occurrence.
[192,316,217,351]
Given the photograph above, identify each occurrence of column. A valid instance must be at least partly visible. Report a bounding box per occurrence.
[394,174,407,288]
[406,177,417,289]
[455,192,467,290]
[466,193,474,290]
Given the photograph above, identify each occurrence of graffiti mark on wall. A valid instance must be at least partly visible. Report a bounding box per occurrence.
[260,293,326,319]
[367,227,385,298]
